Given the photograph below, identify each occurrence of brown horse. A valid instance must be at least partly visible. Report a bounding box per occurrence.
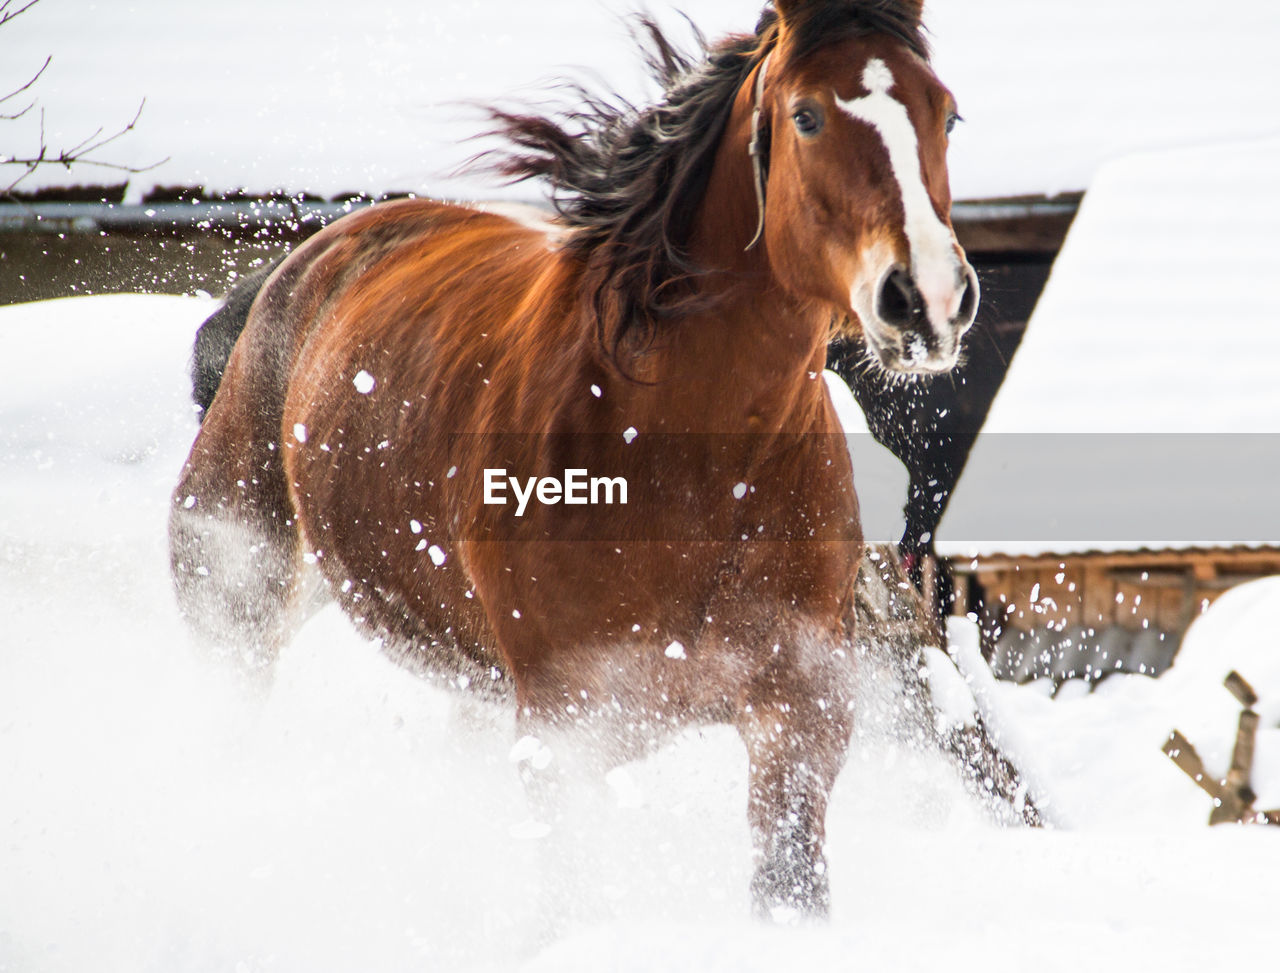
[170,0,977,920]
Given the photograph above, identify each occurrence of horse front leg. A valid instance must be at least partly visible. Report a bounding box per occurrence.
[507,690,635,940]
[736,635,855,923]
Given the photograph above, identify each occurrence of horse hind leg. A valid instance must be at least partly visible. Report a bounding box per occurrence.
[169,439,307,689]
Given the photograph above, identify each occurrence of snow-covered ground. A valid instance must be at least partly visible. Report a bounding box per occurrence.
[3,294,1279,971]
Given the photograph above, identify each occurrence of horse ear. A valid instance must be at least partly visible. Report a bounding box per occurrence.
[772,0,806,21]
[775,0,926,24]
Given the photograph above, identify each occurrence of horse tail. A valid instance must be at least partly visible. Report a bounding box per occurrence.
[191,261,281,420]
[173,255,308,679]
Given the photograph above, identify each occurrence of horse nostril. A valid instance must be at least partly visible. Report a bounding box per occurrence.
[955,268,979,326]
[877,266,919,329]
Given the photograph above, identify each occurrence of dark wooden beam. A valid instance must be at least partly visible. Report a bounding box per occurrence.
[952,195,1082,256]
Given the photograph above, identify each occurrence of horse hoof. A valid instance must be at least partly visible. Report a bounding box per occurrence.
[750,859,831,924]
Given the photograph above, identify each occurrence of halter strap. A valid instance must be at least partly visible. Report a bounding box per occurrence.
[744,53,772,252]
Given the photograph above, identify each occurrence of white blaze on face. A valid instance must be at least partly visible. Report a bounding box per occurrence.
[835,58,964,331]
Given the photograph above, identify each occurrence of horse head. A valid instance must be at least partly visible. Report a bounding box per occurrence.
[755,0,977,374]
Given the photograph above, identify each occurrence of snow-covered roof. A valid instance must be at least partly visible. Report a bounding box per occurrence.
[936,136,1280,558]
[973,138,1280,436]
[6,0,1278,201]
[928,0,1280,199]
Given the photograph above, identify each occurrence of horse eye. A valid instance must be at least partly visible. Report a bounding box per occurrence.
[945,112,962,135]
[792,108,823,137]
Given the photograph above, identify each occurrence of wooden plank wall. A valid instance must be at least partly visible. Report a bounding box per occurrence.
[952,549,1280,637]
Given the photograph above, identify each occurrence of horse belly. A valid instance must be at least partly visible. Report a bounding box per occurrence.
[282,386,510,695]
[269,202,559,693]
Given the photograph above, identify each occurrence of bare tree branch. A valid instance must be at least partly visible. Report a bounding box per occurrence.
[3,99,170,195]
[1,1,48,122]
[0,0,43,30]
[1,0,169,196]
[60,122,107,160]
[1,54,49,117]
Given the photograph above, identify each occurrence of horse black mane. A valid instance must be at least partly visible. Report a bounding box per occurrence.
[485,1,929,370]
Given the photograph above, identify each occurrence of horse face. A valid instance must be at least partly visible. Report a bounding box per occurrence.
[764,30,977,374]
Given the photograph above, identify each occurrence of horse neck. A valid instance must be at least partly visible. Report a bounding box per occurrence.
[646,74,833,436]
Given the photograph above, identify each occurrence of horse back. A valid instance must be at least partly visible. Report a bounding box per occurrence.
[198,199,554,443]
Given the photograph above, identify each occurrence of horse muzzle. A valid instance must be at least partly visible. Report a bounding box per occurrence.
[863,260,978,374]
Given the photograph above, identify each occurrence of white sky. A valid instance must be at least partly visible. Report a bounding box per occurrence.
[4,0,1278,201]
